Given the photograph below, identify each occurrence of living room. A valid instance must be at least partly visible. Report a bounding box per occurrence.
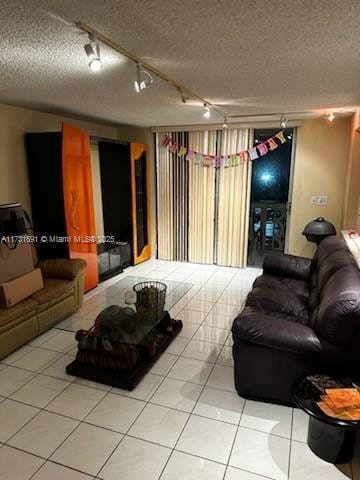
[0,1,360,479]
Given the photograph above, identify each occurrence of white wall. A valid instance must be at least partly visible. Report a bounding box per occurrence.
[288,117,351,257]
[0,103,117,216]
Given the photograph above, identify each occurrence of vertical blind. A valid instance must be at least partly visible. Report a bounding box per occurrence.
[188,131,217,264]
[156,128,252,267]
[216,128,252,267]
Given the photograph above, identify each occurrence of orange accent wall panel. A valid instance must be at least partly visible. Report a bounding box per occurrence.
[130,142,151,264]
[62,123,99,291]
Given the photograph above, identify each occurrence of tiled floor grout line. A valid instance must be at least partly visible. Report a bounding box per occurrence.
[156,359,219,479]
[221,399,247,480]
[0,261,277,480]
[0,352,78,386]
[154,270,240,479]
[28,456,94,480]
[4,385,298,446]
[20,378,114,479]
[82,266,213,480]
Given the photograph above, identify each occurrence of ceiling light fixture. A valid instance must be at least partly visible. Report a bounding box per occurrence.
[76,22,228,120]
[328,112,335,122]
[84,35,103,72]
[203,104,211,118]
[280,114,287,129]
[177,87,188,104]
[134,62,153,92]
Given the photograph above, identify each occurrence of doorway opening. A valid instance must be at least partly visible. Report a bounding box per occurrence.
[247,128,295,267]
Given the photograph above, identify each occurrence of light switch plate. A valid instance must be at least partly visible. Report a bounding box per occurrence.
[311,195,328,205]
[318,195,328,205]
[311,196,318,205]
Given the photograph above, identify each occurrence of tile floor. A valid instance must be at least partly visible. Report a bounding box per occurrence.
[0,258,359,479]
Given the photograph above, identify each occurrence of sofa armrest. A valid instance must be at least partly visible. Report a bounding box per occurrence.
[263,252,312,282]
[38,258,87,280]
[232,306,345,359]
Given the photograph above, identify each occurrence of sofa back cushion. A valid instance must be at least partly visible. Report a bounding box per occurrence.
[317,250,357,292]
[313,236,346,267]
[312,266,360,345]
[308,236,354,314]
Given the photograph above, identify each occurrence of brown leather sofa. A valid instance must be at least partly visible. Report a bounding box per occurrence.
[232,236,360,405]
[0,258,86,359]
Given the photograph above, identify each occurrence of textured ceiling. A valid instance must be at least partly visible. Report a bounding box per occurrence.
[1,0,359,127]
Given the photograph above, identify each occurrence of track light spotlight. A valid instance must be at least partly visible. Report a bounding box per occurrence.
[84,36,103,72]
[177,88,187,104]
[134,62,153,92]
[222,116,228,128]
[328,112,335,122]
[280,114,287,129]
[203,104,211,118]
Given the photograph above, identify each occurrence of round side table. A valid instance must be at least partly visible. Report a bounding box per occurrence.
[292,375,360,464]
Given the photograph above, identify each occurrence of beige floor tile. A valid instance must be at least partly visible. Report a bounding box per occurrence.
[150,377,202,412]
[111,374,163,401]
[217,345,234,366]
[0,399,39,443]
[168,357,213,385]
[165,336,189,355]
[0,366,35,396]
[11,374,69,408]
[289,440,352,480]
[9,410,79,458]
[240,400,292,439]
[1,345,35,365]
[204,312,233,329]
[149,353,178,376]
[161,450,225,479]
[12,348,61,372]
[51,423,122,476]
[224,466,267,479]
[85,393,145,433]
[292,408,308,443]
[206,364,236,392]
[38,331,75,353]
[46,383,107,420]
[193,326,228,344]
[229,427,289,480]
[177,414,236,464]
[194,387,244,424]
[182,339,222,363]
[32,461,94,480]
[99,436,170,480]
[0,445,44,480]
[128,403,189,448]
[178,309,207,325]
[41,354,76,382]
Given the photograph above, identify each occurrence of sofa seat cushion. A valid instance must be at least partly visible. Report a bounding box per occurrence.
[246,286,309,325]
[232,306,348,360]
[263,253,312,282]
[31,278,74,307]
[253,274,309,298]
[0,298,38,331]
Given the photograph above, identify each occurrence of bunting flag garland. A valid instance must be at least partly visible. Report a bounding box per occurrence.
[267,137,278,151]
[161,130,287,168]
[248,147,259,161]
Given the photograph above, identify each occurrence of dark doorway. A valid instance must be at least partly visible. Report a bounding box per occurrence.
[247,128,294,267]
